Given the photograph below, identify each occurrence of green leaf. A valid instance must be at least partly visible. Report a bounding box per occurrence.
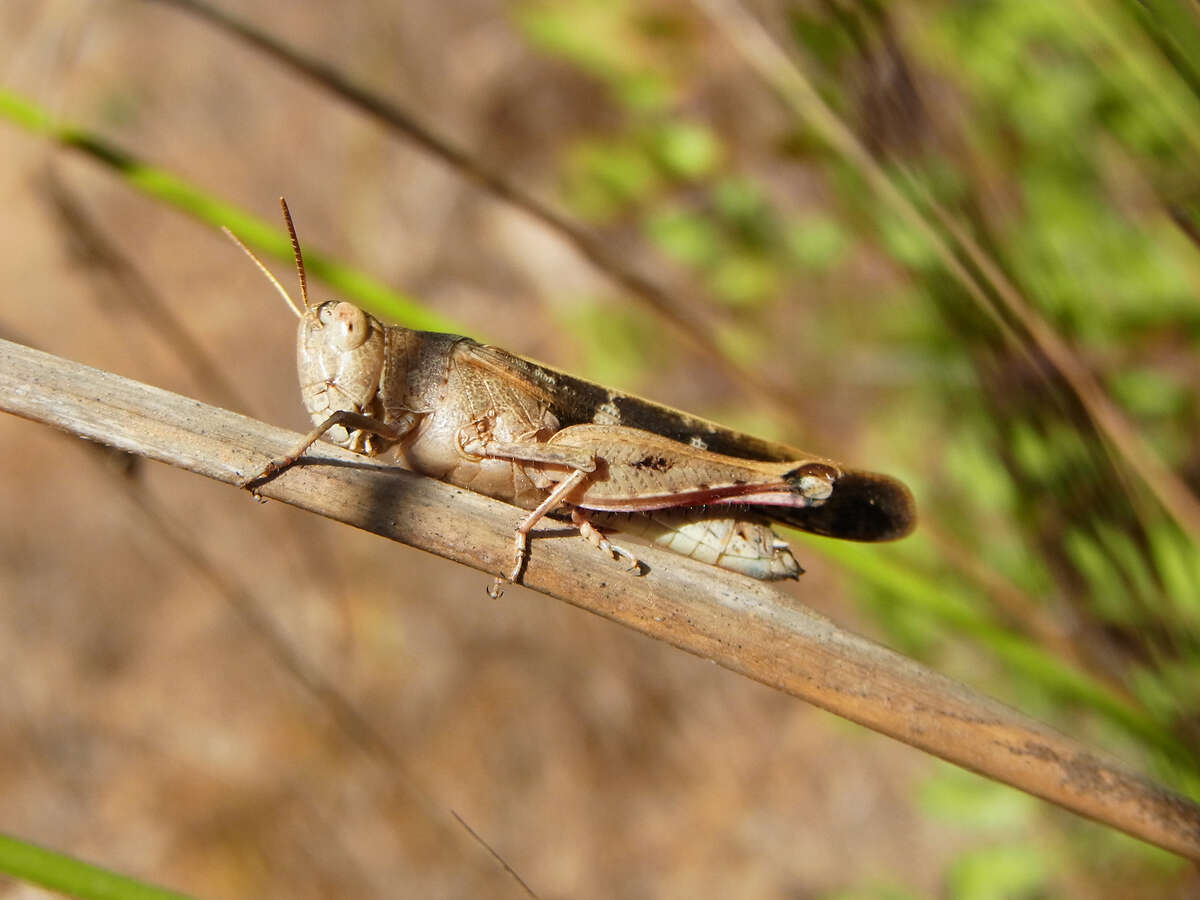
[516,0,631,81]
[1110,368,1190,421]
[649,120,722,179]
[1093,521,1159,612]
[708,252,778,307]
[556,298,658,389]
[1064,529,1131,623]
[918,766,1039,829]
[946,844,1049,900]
[1148,523,1200,617]
[0,832,195,900]
[712,176,768,222]
[787,8,855,70]
[785,214,850,272]
[516,0,678,111]
[645,208,720,265]
[875,208,938,268]
[614,71,674,112]
[942,431,1017,516]
[561,138,660,220]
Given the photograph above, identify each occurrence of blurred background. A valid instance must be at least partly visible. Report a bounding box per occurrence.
[1,1,1199,897]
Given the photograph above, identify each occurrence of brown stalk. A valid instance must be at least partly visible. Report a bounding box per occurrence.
[2,336,1198,862]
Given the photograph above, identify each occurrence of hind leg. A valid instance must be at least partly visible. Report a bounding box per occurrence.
[490,467,593,597]
[572,510,643,574]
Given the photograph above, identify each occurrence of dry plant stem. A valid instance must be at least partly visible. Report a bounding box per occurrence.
[2,337,1199,862]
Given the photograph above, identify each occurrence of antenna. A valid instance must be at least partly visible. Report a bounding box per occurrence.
[221,198,308,319]
[278,197,310,310]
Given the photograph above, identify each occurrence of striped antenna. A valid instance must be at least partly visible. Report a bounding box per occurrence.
[278,197,310,311]
[222,212,305,318]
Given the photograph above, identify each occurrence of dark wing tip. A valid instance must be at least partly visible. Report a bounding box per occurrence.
[778,469,917,542]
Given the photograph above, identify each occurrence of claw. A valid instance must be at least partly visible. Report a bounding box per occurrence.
[575,513,643,575]
[602,538,642,573]
[238,455,295,493]
[236,469,268,499]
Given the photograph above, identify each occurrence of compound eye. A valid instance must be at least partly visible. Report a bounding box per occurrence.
[316,301,338,325]
[323,302,370,351]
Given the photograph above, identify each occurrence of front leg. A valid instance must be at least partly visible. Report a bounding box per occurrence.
[240,410,414,490]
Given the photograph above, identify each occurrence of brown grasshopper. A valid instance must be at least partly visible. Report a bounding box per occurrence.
[232,200,915,595]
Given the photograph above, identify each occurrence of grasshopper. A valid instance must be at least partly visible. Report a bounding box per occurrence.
[232,200,915,595]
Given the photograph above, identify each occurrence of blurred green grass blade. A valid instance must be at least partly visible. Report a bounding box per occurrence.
[1170,202,1200,253]
[0,87,456,334]
[946,843,1049,900]
[0,832,195,900]
[1070,0,1200,157]
[1148,523,1200,622]
[1111,0,1200,101]
[799,534,1187,760]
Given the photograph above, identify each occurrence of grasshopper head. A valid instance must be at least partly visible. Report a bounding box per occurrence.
[226,199,389,454]
[297,300,387,451]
